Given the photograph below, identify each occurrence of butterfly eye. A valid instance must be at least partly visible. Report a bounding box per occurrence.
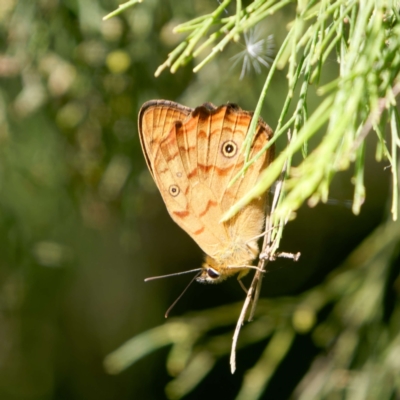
[169,184,180,197]
[221,140,237,158]
[207,268,220,279]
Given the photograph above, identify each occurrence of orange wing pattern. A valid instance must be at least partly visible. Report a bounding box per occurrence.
[138,100,274,275]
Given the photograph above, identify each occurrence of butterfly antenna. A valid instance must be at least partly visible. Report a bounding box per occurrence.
[144,268,202,282]
[164,272,201,318]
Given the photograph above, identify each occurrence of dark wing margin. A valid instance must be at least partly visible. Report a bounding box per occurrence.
[138,100,193,177]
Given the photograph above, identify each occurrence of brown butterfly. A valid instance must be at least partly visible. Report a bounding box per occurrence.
[138,100,274,284]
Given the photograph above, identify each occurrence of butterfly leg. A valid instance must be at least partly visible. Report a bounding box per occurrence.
[238,278,248,294]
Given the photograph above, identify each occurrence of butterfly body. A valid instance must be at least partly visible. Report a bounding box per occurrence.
[138,100,274,283]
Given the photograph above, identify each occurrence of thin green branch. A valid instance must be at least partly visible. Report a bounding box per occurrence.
[103,0,142,21]
[390,107,399,221]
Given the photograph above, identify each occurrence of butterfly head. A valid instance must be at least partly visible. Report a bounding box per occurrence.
[194,254,228,283]
[196,264,226,283]
[197,255,245,284]
[196,259,226,284]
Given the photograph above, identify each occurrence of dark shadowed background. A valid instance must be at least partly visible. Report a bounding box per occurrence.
[0,1,391,399]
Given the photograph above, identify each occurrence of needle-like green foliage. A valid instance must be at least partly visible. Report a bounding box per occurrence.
[103,0,400,398]
[106,0,400,251]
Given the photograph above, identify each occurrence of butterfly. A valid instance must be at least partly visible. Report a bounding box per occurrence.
[138,100,274,284]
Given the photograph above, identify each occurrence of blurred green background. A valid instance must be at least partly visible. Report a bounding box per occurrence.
[0,1,391,399]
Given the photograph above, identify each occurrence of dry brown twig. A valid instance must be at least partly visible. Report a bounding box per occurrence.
[230,155,299,373]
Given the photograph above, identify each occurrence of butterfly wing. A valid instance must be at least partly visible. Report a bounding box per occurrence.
[138,100,193,179]
[216,106,274,246]
[138,101,230,258]
[138,101,274,262]
[177,103,274,249]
